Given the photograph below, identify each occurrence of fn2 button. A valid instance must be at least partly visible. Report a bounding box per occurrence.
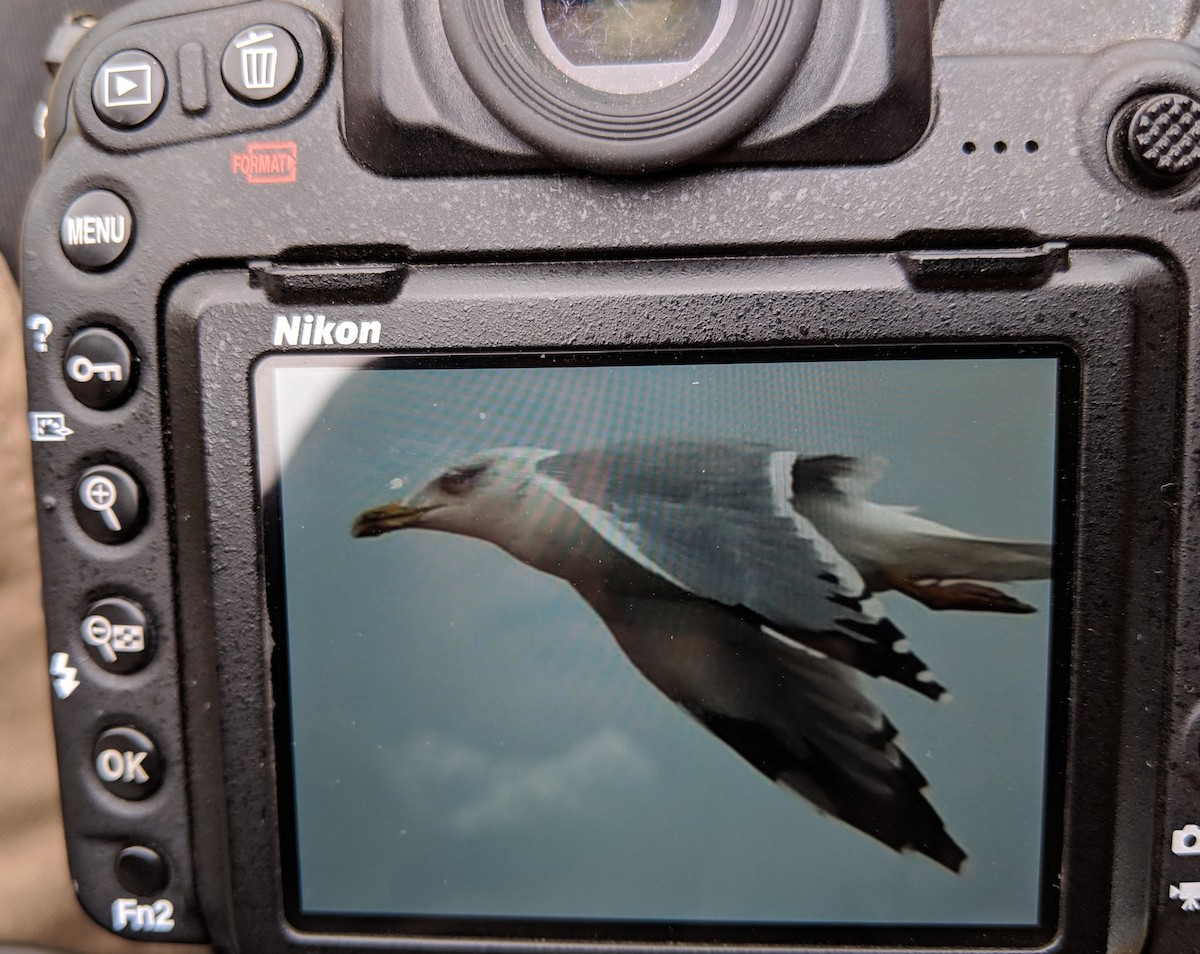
[115,845,170,896]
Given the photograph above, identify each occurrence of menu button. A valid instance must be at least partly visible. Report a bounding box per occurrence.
[61,190,134,270]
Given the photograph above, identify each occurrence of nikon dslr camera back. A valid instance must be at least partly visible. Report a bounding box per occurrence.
[19,1,1200,952]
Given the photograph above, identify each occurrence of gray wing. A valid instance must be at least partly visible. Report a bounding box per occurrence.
[696,624,967,871]
[536,442,945,698]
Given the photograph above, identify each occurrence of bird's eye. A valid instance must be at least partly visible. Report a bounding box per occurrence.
[437,473,471,495]
[436,463,487,496]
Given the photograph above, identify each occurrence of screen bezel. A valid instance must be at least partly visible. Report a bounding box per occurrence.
[253,343,1079,947]
[164,250,1180,954]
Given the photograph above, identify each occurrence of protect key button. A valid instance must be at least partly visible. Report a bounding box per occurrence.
[64,327,137,410]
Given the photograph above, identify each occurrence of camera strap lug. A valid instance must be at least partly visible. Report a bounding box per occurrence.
[42,13,98,77]
[249,260,408,305]
[899,242,1069,288]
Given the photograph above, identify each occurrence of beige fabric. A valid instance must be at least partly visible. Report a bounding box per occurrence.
[0,260,209,952]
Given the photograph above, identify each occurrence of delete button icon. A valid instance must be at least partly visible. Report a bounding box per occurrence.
[1173,824,1200,855]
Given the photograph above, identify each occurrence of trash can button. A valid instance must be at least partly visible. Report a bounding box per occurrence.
[221,24,300,103]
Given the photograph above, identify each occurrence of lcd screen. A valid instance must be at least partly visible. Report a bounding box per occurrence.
[255,347,1074,939]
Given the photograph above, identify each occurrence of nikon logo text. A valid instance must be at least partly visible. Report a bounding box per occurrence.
[273,314,382,347]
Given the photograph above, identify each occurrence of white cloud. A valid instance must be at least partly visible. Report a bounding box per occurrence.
[394,730,655,834]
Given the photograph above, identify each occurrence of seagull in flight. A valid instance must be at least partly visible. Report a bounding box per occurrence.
[352,442,1053,872]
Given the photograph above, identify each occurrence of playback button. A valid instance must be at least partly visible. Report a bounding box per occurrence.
[92,50,166,128]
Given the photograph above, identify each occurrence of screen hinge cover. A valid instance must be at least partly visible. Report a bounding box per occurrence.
[249,261,408,305]
[899,242,1069,288]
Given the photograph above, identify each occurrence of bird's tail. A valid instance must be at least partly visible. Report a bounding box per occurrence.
[790,456,1053,584]
[896,528,1052,582]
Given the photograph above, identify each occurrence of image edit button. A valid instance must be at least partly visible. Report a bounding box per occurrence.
[60,190,134,271]
[92,49,166,128]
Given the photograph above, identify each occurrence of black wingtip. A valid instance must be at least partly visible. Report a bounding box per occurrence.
[913,831,969,874]
[742,594,949,700]
[826,614,949,700]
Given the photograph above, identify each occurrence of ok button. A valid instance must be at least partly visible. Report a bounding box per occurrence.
[93,727,163,800]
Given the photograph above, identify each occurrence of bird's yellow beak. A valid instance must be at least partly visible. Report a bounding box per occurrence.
[351,501,442,538]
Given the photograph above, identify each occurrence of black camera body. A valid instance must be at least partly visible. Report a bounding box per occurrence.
[18,1,1200,951]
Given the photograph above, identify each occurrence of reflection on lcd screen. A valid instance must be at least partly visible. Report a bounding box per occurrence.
[257,351,1068,933]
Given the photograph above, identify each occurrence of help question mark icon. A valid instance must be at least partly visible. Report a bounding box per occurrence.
[26,314,53,353]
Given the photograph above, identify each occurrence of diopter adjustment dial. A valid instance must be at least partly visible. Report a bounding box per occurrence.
[1124,93,1200,184]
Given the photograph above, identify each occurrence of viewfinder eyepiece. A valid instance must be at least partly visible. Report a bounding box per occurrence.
[541,0,722,66]
[441,0,819,173]
[532,0,733,95]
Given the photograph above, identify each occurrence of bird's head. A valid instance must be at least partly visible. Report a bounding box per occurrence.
[351,447,557,540]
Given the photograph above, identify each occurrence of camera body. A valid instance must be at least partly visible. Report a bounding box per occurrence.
[18,0,1200,951]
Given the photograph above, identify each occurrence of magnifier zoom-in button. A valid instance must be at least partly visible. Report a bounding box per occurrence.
[73,465,145,544]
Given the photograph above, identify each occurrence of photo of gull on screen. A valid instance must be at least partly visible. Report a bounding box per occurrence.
[261,353,1066,927]
[351,441,1052,874]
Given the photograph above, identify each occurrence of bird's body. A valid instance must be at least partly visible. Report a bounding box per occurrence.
[352,441,1053,873]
